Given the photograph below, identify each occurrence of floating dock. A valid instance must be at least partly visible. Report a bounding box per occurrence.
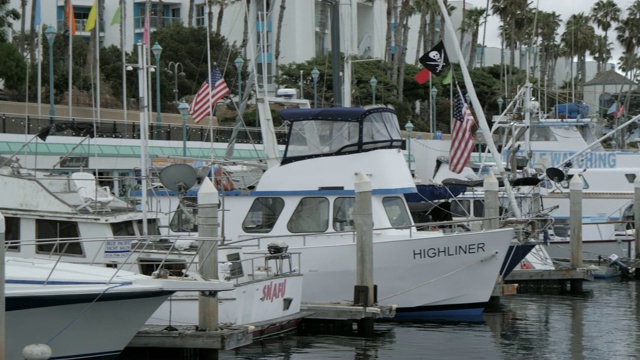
[127,303,396,350]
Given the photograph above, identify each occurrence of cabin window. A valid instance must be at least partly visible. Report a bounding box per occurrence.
[333,197,355,231]
[36,219,83,256]
[135,219,161,236]
[111,221,136,237]
[5,216,20,251]
[383,197,411,228]
[138,258,187,277]
[170,197,198,233]
[288,197,329,233]
[450,200,471,217]
[242,197,285,233]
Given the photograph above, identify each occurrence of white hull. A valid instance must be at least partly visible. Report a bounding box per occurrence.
[7,293,170,359]
[238,228,514,320]
[148,275,304,336]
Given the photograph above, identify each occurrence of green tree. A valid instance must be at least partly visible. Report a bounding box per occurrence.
[561,12,596,100]
[0,42,27,91]
[0,0,19,43]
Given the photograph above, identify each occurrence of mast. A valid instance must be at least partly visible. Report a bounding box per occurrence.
[435,0,522,219]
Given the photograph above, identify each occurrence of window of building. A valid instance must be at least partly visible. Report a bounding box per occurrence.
[36,219,83,256]
[242,197,285,233]
[288,197,329,233]
[195,5,205,27]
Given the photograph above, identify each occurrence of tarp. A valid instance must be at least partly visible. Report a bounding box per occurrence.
[554,103,589,119]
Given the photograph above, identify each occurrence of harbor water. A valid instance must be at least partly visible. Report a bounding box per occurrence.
[121,280,640,359]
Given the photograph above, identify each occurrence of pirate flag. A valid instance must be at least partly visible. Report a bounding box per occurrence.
[419,40,450,76]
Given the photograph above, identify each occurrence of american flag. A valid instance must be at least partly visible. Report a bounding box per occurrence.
[449,88,476,173]
[189,65,230,124]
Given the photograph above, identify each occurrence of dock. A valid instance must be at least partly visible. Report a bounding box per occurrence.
[126,303,396,350]
[504,268,594,293]
[127,325,254,350]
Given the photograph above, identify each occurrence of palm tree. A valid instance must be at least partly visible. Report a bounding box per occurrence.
[19,0,26,53]
[274,0,287,81]
[536,11,562,89]
[317,0,329,57]
[460,7,486,69]
[561,12,596,100]
[158,0,164,28]
[492,0,531,97]
[412,0,429,66]
[188,0,195,27]
[590,0,620,73]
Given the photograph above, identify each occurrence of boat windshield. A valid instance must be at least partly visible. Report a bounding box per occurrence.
[281,108,403,165]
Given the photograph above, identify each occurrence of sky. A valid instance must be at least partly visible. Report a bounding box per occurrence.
[464,0,628,64]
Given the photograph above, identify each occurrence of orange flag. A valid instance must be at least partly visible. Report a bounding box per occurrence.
[66,0,76,35]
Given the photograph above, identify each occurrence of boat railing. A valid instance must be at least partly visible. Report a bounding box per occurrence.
[9,234,303,286]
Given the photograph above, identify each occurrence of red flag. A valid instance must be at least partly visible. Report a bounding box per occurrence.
[189,65,230,123]
[142,7,150,47]
[66,0,76,35]
[616,105,624,119]
[449,87,476,173]
[414,69,431,84]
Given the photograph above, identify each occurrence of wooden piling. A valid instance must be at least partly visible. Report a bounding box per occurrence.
[569,175,583,293]
[197,177,220,331]
[354,170,374,336]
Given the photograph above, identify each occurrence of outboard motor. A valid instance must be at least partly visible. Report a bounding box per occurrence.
[608,254,634,278]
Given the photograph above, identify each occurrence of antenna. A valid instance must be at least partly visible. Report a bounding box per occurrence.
[159,164,197,193]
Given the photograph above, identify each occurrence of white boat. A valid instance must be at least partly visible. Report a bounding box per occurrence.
[0,163,305,338]
[5,255,232,360]
[492,87,639,262]
[206,106,516,321]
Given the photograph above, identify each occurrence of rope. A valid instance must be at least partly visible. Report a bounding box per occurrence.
[377,250,499,302]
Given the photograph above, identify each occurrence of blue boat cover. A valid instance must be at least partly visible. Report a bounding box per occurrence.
[554,103,589,119]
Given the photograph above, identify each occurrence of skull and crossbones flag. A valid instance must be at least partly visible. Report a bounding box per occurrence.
[419,40,450,76]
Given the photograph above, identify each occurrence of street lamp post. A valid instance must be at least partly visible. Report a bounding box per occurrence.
[167,61,185,104]
[45,26,57,124]
[178,101,190,162]
[151,42,163,140]
[370,76,377,105]
[405,121,414,176]
[311,67,319,108]
[234,56,244,105]
[430,86,438,139]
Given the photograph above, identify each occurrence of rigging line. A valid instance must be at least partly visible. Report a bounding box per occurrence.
[377,250,500,302]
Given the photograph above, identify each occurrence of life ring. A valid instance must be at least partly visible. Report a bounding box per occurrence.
[215,166,235,191]
[520,261,531,270]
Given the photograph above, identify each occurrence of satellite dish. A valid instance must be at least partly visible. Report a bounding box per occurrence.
[159,164,197,193]
[546,167,565,183]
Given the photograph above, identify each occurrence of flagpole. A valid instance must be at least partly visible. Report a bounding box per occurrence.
[429,76,433,139]
[37,24,42,117]
[96,1,101,125]
[120,0,127,136]
[435,0,522,219]
[205,0,214,159]
[68,3,73,119]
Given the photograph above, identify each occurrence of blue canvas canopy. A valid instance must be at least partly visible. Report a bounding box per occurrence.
[554,103,589,119]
